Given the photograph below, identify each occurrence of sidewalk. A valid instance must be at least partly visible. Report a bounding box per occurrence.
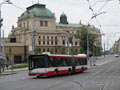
[88,55,115,68]
[0,68,28,76]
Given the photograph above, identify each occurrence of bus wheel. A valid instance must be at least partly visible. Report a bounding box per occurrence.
[81,67,84,73]
[54,70,58,76]
[68,69,71,75]
[37,75,40,78]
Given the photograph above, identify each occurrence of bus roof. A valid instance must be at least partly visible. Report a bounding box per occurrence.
[29,53,87,58]
[38,53,87,57]
[49,54,87,57]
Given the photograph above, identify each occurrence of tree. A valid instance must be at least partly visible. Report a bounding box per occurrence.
[50,48,54,54]
[94,46,102,56]
[75,26,97,55]
[71,47,75,55]
[35,48,41,54]
[61,47,66,54]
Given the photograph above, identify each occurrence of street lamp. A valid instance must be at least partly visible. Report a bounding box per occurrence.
[0,0,12,73]
[0,0,12,56]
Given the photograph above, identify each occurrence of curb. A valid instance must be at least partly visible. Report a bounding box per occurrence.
[96,60,113,66]
[0,72,17,76]
[0,68,28,76]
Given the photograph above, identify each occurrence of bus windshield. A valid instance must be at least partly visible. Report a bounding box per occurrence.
[29,55,48,70]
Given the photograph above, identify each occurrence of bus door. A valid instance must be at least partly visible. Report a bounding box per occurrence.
[71,56,76,73]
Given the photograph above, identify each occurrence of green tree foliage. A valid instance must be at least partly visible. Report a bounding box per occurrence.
[61,47,66,54]
[71,47,75,55]
[75,26,97,54]
[94,46,102,56]
[35,48,41,54]
[50,48,54,54]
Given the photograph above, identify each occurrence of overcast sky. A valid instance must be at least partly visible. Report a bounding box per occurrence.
[0,0,120,49]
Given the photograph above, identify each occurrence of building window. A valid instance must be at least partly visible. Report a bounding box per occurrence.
[47,48,49,52]
[47,41,49,45]
[40,21,43,26]
[63,40,65,45]
[55,41,57,45]
[51,36,53,40]
[75,41,78,46]
[55,36,57,40]
[47,36,49,40]
[24,22,25,27]
[18,24,22,27]
[39,41,41,45]
[43,48,45,52]
[51,41,53,45]
[45,21,48,26]
[39,36,41,39]
[43,36,45,40]
[76,49,78,53]
[27,21,29,28]
[43,41,45,45]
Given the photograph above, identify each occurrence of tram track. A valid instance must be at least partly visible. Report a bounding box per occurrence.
[49,59,120,90]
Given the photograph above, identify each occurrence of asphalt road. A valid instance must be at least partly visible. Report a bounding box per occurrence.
[0,56,120,90]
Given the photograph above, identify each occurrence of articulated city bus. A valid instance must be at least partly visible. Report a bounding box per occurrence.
[28,53,88,77]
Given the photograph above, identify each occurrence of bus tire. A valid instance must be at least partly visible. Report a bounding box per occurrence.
[36,75,40,78]
[54,70,58,76]
[68,69,71,75]
[81,67,84,73]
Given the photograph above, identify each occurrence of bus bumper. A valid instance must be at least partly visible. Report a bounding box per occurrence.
[29,71,54,77]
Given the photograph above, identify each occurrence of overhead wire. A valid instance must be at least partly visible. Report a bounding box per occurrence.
[11,3,25,11]
[86,0,105,35]
[86,0,116,51]
[97,0,110,13]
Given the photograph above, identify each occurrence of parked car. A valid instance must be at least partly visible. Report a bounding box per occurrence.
[114,54,119,58]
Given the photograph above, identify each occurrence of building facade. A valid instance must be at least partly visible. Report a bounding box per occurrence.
[3,3,101,63]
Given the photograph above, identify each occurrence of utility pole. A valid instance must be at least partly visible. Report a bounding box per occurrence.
[32,30,35,55]
[32,19,35,55]
[0,0,12,74]
[0,10,2,74]
[67,31,70,55]
[107,37,109,55]
[0,11,2,56]
[2,30,5,72]
[87,25,90,57]
[87,33,89,57]
[2,30,4,57]
[104,41,105,57]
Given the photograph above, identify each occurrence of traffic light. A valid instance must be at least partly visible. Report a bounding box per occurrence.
[0,18,3,27]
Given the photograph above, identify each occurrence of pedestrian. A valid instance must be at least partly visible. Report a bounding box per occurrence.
[5,61,8,69]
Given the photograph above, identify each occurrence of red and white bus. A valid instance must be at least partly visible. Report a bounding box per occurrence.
[28,53,88,77]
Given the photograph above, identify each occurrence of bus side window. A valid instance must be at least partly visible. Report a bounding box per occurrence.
[75,58,78,66]
[80,58,83,65]
[82,58,87,65]
[59,58,66,67]
[63,58,67,66]
[80,58,82,65]
[54,58,58,67]
[66,58,70,66]
[78,59,80,65]
[84,58,87,65]
[49,57,54,67]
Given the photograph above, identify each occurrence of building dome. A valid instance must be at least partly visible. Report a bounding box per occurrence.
[60,13,67,17]
[59,12,68,24]
[18,4,54,21]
